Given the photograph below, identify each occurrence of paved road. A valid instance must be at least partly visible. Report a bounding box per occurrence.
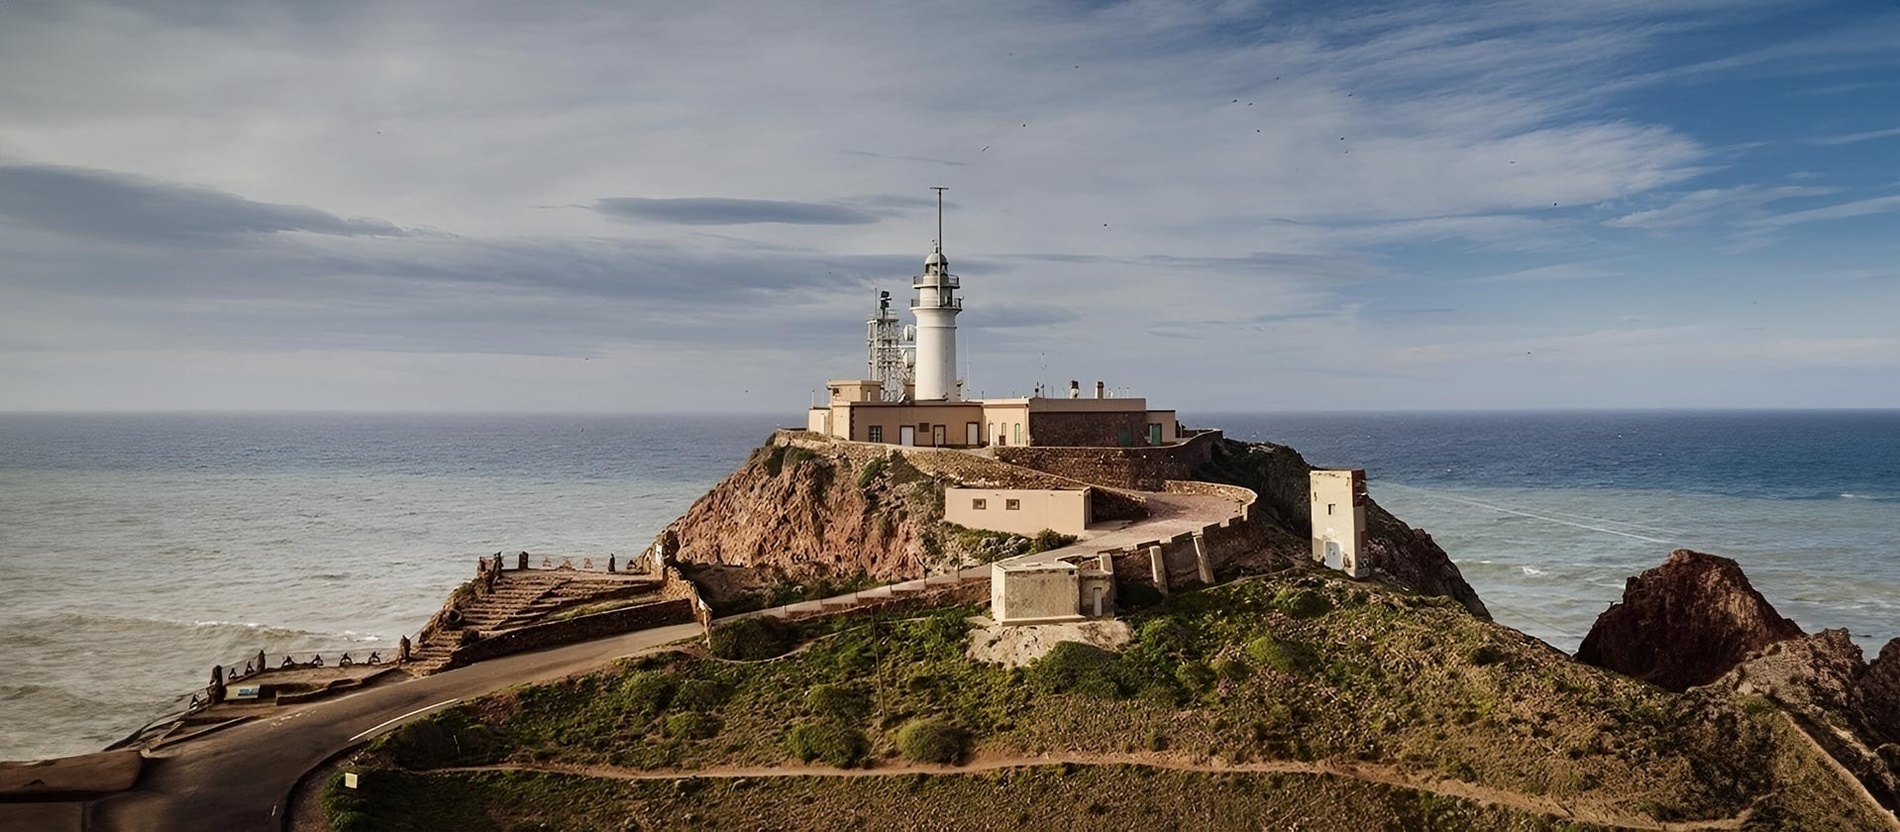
[4,622,701,832]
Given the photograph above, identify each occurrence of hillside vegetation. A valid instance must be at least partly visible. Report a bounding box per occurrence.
[328,565,1887,830]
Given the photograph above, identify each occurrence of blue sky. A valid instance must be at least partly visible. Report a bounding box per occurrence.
[0,0,1895,412]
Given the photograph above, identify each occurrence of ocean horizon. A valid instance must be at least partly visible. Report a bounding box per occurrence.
[2,409,1895,762]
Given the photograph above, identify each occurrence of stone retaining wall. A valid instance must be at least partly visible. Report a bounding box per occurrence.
[993,430,1223,491]
[441,599,695,671]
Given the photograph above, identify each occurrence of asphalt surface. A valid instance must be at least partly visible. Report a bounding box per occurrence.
[2,622,700,832]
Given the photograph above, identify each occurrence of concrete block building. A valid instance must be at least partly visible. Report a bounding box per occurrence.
[990,556,1117,624]
[1310,468,1369,578]
[943,487,1092,537]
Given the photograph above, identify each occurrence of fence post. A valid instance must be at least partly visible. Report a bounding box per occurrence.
[208,664,227,705]
[607,553,616,572]
[518,551,528,570]
[399,635,412,664]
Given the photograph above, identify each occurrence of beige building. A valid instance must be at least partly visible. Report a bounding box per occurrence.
[1310,469,1369,579]
[943,487,1092,537]
[990,556,1117,624]
[807,380,1179,449]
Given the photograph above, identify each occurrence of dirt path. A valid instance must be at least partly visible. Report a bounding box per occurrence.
[441,751,1753,831]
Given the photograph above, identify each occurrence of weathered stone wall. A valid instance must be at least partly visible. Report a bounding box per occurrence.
[442,599,695,671]
[772,579,988,623]
[1028,410,1150,447]
[993,430,1222,491]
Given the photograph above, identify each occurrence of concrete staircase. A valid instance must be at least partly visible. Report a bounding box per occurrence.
[404,570,661,675]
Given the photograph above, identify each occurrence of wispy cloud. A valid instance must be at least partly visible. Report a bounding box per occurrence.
[591,197,888,226]
[1805,126,1900,146]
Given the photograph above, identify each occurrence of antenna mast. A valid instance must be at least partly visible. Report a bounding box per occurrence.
[931,186,948,249]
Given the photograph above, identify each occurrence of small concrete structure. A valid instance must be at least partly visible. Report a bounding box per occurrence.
[990,556,1116,625]
[944,487,1092,537]
[1310,468,1369,578]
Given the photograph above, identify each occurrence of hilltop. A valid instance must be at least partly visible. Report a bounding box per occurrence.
[309,434,1894,830]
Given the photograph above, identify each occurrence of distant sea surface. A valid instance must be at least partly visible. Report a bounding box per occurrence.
[2,411,1895,761]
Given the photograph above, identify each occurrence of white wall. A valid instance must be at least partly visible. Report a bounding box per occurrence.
[945,487,1091,537]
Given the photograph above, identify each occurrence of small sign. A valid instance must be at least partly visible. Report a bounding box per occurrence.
[343,772,359,789]
[233,686,261,699]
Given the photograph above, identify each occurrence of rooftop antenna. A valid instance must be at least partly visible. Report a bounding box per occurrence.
[931,186,948,249]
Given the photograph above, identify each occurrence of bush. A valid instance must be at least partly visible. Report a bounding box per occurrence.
[617,671,676,717]
[671,678,726,711]
[1117,583,1166,612]
[1247,636,1320,676]
[806,682,870,721]
[1138,616,1192,657]
[1027,641,1120,699]
[710,616,794,660]
[1271,587,1333,619]
[1028,529,1077,553]
[663,712,721,740]
[784,720,869,768]
[1175,661,1216,695]
[895,717,969,764]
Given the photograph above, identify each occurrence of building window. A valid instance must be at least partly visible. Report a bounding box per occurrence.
[918,422,930,433]
[1014,422,1023,445]
[1327,503,1335,516]
[868,425,883,443]
[972,498,987,510]
[1005,499,1021,511]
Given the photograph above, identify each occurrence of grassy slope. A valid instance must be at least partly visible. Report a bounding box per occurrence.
[335,567,1889,831]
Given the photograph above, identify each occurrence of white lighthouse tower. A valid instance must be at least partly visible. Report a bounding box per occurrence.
[911,187,962,401]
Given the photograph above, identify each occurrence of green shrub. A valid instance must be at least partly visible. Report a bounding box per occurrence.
[1271,587,1333,619]
[1117,583,1166,612]
[671,678,727,712]
[895,717,969,764]
[784,720,869,768]
[1247,636,1320,676]
[1212,655,1251,681]
[1027,641,1120,699]
[709,616,794,660]
[1138,616,1192,656]
[662,712,721,740]
[617,671,676,717]
[806,682,870,721]
[1175,661,1216,695]
[321,772,374,832]
[1028,529,1077,553]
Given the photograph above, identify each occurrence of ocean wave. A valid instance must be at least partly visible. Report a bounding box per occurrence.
[1520,566,1547,577]
[1839,493,1896,502]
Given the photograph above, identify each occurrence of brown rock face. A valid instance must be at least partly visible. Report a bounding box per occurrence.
[1856,639,1900,747]
[1577,549,1804,691]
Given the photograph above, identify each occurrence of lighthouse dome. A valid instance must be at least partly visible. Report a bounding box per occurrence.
[924,241,947,269]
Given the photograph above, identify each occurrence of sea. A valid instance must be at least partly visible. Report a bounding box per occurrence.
[1,410,1895,761]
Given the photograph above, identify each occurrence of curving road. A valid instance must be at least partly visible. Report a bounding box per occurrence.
[2,622,700,832]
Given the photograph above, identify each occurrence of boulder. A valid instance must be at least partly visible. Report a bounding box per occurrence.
[1577,549,1803,691]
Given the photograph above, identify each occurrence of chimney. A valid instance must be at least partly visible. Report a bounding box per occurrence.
[1068,380,1080,399]
[1095,381,1105,399]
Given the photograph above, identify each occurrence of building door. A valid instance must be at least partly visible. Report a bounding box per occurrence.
[1148,423,1162,445]
[932,424,946,446]
[965,422,979,446]
[899,425,915,446]
[1323,539,1343,570]
[1091,586,1104,617]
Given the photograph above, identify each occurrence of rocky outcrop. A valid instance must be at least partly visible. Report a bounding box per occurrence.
[1856,640,1900,748]
[1196,439,1491,619]
[1577,549,1803,691]
[1720,631,1900,812]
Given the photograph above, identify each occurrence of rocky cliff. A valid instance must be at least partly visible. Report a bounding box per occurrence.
[1582,548,1900,812]
[1195,438,1491,619]
[1576,549,1803,691]
[663,433,1490,619]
